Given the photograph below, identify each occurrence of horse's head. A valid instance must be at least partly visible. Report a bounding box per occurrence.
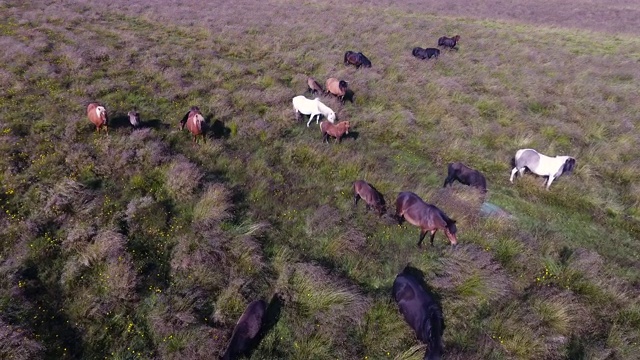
[453,35,460,42]
[563,157,576,173]
[327,111,336,123]
[96,106,107,123]
[342,121,350,134]
[360,54,372,67]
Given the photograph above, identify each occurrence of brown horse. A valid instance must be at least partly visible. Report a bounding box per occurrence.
[180,106,205,143]
[395,192,458,248]
[307,77,324,95]
[353,180,386,216]
[325,77,349,104]
[320,120,350,143]
[87,103,108,134]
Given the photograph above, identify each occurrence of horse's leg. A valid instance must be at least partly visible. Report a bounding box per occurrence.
[509,167,518,182]
[429,230,437,246]
[354,193,360,207]
[417,230,428,248]
[307,114,315,127]
[546,175,555,190]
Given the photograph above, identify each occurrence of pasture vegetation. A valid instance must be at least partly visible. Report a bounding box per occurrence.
[1,0,639,359]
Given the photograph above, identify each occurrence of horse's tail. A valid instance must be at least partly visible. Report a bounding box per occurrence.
[426,308,444,360]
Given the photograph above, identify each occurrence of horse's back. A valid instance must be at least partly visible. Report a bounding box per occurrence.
[223,300,267,360]
[514,148,541,169]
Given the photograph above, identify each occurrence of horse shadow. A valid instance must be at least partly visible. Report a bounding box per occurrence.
[342,130,359,142]
[143,119,171,130]
[203,114,231,139]
[343,89,355,104]
[108,114,133,129]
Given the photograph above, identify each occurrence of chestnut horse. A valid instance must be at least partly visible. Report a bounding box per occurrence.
[87,103,108,134]
[320,120,350,143]
[395,192,458,248]
[180,106,205,143]
[353,180,386,216]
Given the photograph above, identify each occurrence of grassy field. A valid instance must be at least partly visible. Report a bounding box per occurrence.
[1,0,640,359]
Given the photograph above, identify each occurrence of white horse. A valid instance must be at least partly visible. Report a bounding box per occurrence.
[510,148,576,190]
[292,95,336,127]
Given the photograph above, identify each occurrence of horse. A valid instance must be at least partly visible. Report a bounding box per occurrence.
[510,149,576,190]
[438,35,460,50]
[353,180,386,216]
[180,106,206,143]
[128,109,140,128]
[307,77,324,95]
[320,120,350,143]
[221,300,267,360]
[395,192,458,248]
[344,51,372,68]
[292,95,336,127]
[393,268,444,360]
[325,78,349,104]
[87,103,108,134]
[443,162,487,193]
[412,47,440,60]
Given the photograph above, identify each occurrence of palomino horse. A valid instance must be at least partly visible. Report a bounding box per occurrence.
[395,192,458,248]
[87,103,108,134]
[353,180,386,216]
[325,78,349,104]
[510,148,576,190]
[393,268,444,360]
[221,300,267,360]
[292,96,336,127]
[307,77,324,95]
[180,106,206,143]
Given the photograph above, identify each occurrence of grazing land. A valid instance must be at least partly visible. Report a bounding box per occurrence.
[1,0,640,359]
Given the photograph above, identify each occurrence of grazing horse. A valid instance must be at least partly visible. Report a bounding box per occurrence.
[443,162,487,193]
[325,78,349,104]
[510,149,576,190]
[395,192,458,248]
[344,51,372,68]
[180,106,205,143]
[307,77,324,95]
[393,269,444,360]
[412,47,440,60]
[320,120,350,143]
[221,300,267,360]
[353,180,386,216]
[292,95,336,127]
[87,103,108,134]
[128,109,140,128]
[438,35,460,50]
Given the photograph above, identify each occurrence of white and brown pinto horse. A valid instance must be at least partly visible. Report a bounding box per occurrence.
[180,106,206,143]
[87,103,108,134]
[292,95,336,127]
[510,149,576,190]
[395,192,458,248]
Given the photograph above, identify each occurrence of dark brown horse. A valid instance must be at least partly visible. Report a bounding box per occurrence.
[180,106,205,143]
[393,267,444,360]
[221,300,267,360]
[443,162,487,193]
[412,47,440,60]
[344,51,372,68]
[353,180,386,216]
[438,35,460,50]
[395,192,458,248]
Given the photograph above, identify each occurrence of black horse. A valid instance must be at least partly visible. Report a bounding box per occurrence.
[344,51,372,68]
[393,267,444,360]
[221,300,266,360]
[412,47,440,60]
